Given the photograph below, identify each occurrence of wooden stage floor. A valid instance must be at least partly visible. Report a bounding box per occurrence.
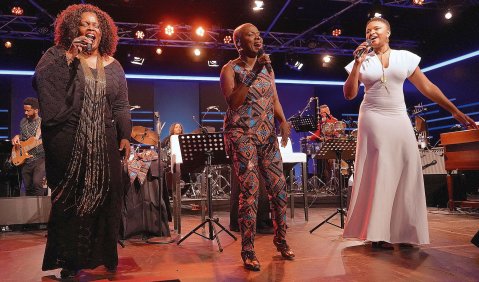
[1,207,478,282]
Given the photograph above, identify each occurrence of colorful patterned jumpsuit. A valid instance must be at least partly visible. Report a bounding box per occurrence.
[224,62,288,252]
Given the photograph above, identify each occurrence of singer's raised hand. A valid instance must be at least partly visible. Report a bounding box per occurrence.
[253,53,271,74]
[67,35,93,60]
[353,41,371,63]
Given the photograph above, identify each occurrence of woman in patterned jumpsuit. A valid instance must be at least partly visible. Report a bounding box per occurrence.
[220,23,295,271]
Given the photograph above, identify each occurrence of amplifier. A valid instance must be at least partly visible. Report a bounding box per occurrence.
[0,196,51,226]
[420,147,446,175]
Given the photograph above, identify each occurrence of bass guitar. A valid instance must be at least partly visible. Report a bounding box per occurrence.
[11,136,42,166]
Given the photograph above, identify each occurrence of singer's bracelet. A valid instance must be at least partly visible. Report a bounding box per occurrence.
[242,72,258,87]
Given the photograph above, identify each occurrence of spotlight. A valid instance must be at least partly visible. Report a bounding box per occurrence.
[165,25,174,36]
[323,55,332,63]
[131,56,145,65]
[285,56,304,71]
[155,47,163,55]
[223,35,232,44]
[332,28,342,37]
[4,41,12,49]
[374,12,382,18]
[208,60,219,67]
[194,48,201,56]
[11,6,24,16]
[135,30,145,40]
[445,10,452,20]
[253,1,264,11]
[195,27,205,37]
[413,0,424,5]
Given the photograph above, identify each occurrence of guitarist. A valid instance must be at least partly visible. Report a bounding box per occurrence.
[11,97,46,196]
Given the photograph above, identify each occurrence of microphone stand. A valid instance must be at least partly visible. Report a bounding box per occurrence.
[147,111,175,244]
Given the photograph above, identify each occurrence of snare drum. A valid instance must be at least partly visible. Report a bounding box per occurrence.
[321,122,335,136]
[333,121,347,136]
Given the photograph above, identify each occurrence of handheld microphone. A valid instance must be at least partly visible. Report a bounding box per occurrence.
[355,39,372,59]
[257,48,272,73]
[85,34,95,52]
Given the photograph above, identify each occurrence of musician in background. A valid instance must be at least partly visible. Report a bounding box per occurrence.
[307,104,338,141]
[161,122,184,149]
[11,97,46,196]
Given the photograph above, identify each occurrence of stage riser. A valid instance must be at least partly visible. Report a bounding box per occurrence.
[0,196,51,225]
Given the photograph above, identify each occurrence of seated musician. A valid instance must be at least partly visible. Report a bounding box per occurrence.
[307,104,338,141]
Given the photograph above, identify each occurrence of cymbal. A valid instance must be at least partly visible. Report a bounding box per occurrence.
[131,126,159,146]
[191,126,216,134]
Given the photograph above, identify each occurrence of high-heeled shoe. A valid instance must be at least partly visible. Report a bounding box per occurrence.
[241,250,260,271]
[372,241,394,250]
[60,268,79,279]
[273,239,295,260]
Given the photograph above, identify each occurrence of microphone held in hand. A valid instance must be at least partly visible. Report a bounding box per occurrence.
[355,39,372,59]
[85,34,95,52]
[257,48,272,73]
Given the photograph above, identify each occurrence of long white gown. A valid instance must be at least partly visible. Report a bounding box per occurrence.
[343,50,430,245]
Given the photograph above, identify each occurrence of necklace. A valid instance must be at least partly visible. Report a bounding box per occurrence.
[240,57,255,70]
[376,47,391,94]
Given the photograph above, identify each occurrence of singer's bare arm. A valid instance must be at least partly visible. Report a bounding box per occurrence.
[220,61,250,110]
[344,41,370,100]
[343,62,362,100]
[271,71,291,147]
[408,67,478,129]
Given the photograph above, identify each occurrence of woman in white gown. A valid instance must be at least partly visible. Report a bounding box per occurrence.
[342,17,477,249]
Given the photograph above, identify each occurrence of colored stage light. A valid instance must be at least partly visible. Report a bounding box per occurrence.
[194,48,201,56]
[223,35,232,44]
[195,27,205,37]
[156,48,163,55]
[11,6,24,16]
[165,25,174,36]
[332,28,342,37]
[135,30,145,40]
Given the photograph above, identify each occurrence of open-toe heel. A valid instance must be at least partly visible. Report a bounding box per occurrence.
[273,239,295,260]
[241,250,260,271]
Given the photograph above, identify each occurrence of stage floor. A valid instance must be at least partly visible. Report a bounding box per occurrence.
[0,207,478,282]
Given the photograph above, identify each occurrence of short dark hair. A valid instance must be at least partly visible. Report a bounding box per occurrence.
[23,97,39,109]
[54,4,118,57]
[366,17,391,32]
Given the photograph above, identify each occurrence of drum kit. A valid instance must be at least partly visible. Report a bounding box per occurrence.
[130,125,231,200]
[300,120,357,195]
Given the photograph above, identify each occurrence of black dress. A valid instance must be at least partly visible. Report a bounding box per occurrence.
[33,46,131,271]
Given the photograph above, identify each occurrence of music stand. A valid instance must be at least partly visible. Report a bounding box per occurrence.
[310,138,356,233]
[289,115,317,132]
[176,133,237,252]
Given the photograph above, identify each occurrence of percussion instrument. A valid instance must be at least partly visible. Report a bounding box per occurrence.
[131,126,159,146]
[321,122,335,136]
[333,121,347,136]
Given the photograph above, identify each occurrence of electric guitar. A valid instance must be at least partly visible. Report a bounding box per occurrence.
[11,136,43,166]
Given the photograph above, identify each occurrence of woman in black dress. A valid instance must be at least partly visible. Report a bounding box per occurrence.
[34,4,131,278]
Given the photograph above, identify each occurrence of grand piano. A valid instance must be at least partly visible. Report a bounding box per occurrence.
[440,129,479,211]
